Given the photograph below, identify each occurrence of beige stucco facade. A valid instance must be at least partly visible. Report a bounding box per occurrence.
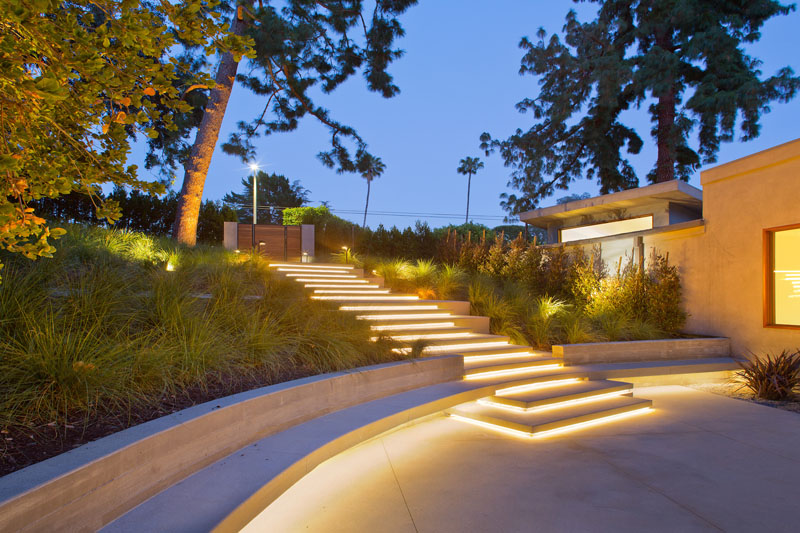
[522,139,800,357]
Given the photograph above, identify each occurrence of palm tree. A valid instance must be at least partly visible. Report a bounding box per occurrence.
[357,154,386,228]
[457,156,484,224]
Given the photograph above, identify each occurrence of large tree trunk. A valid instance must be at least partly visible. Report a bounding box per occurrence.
[465,172,471,224]
[654,87,676,182]
[653,26,676,183]
[172,9,248,246]
[363,178,371,228]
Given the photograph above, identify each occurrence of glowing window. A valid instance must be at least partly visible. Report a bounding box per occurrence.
[765,225,800,327]
[560,215,653,243]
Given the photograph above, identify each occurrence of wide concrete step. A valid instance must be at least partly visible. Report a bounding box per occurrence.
[464,355,563,375]
[313,295,420,302]
[396,333,509,348]
[485,379,633,411]
[338,303,446,312]
[301,282,377,288]
[293,278,370,285]
[448,395,653,438]
[284,272,360,279]
[365,315,461,326]
[311,288,392,295]
[378,327,474,339]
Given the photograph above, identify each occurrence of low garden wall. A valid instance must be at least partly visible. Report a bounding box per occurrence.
[0,356,462,533]
[553,337,731,365]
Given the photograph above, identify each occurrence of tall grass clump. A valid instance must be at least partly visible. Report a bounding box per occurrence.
[0,224,398,437]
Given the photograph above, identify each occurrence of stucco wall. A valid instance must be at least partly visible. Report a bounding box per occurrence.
[694,139,800,356]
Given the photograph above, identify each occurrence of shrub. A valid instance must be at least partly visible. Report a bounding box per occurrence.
[525,296,567,348]
[737,350,800,401]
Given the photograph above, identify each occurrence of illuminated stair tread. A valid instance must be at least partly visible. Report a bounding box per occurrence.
[464,355,563,374]
[380,327,474,337]
[448,396,652,435]
[362,316,467,325]
[488,379,633,409]
[400,334,509,347]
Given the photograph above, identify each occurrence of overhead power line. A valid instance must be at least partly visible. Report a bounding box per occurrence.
[226,203,516,222]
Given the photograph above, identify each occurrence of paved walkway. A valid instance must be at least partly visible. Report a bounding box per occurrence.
[243,386,800,533]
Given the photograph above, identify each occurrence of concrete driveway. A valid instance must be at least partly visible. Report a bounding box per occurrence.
[244,386,800,533]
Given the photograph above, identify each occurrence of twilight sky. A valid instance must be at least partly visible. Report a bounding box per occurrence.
[132,0,800,229]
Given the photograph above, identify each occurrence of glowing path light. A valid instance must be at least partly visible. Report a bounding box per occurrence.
[463,351,537,363]
[295,278,368,283]
[356,313,453,320]
[495,378,582,396]
[380,332,474,342]
[269,263,353,270]
[313,289,391,294]
[371,322,456,331]
[312,295,419,301]
[341,305,439,311]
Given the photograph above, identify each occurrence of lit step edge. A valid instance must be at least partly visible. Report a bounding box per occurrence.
[448,399,653,439]
[464,363,564,380]
[370,323,457,332]
[464,356,563,374]
[269,263,354,270]
[481,383,633,412]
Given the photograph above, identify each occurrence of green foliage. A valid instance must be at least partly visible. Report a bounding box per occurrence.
[0,224,400,431]
[283,206,357,256]
[0,0,250,273]
[737,350,800,401]
[482,0,800,214]
[525,296,568,348]
[222,172,309,225]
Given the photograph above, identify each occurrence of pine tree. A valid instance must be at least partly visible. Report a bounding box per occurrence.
[170,1,417,245]
[482,0,799,215]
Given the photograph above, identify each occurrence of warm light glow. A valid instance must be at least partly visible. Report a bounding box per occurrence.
[249,162,260,172]
[278,268,354,274]
[295,278,365,283]
[269,263,353,270]
[392,340,510,355]
[448,406,652,439]
[304,283,374,288]
[312,295,418,300]
[285,273,357,278]
[531,407,653,438]
[166,262,175,272]
[495,378,582,396]
[341,246,349,250]
[772,227,800,325]
[373,332,473,342]
[464,364,562,380]
[560,215,653,243]
[314,289,391,294]
[371,322,456,331]
[448,414,534,439]
[478,389,631,413]
[463,350,535,363]
[356,313,452,320]
[341,305,439,311]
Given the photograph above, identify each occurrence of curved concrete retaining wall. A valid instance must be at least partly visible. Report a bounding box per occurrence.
[0,356,462,533]
[553,337,730,365]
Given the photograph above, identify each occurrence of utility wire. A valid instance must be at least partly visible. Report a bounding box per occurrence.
[225,203,517,222]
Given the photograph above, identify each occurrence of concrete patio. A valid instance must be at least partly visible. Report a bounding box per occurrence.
[245,386,800,533]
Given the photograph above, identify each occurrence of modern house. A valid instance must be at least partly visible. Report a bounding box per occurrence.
[519,138,800,356]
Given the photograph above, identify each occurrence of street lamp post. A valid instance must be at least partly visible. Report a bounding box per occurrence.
[249,162,260,251]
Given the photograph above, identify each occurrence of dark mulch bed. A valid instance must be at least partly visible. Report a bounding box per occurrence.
[0,366,316,478]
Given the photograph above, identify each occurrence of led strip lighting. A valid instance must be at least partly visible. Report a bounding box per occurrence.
[464,363,563,380]
[495,378,582,396]
[312,295,419,301]
[463,351,536,363]
[371,322,456,331]
[269,263,353,270]
[313,289,391,294]
[356,313,453,320]
[380,332,473,341]
[285,273,357,278]
[449,406,652,439]
[341,305,439,311]
[392,340,511,355]
[304,283,375,288]
[477,388,631,413]
[295,278,368,283]
[277,268,356,274]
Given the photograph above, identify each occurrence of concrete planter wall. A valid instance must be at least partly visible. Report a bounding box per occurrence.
[553,337,730,365]
[0,356,462,533]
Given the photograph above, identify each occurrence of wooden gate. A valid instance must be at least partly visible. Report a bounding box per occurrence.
[235,224,302,260]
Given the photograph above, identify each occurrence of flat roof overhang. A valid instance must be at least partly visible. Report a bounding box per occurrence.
[518,180,703,229]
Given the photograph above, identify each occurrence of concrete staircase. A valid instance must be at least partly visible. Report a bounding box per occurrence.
[269,262,653,439]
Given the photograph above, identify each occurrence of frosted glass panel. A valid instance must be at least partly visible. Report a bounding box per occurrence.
[561,216,653,243]
[773,227,800,326]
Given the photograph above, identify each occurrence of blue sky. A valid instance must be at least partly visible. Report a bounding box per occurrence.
[133,1,800,229]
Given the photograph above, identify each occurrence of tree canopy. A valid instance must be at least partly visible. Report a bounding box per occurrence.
[481,0,800,215]
[222,171,309,224]
[0,0,249,277]
[168,0,418,245]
